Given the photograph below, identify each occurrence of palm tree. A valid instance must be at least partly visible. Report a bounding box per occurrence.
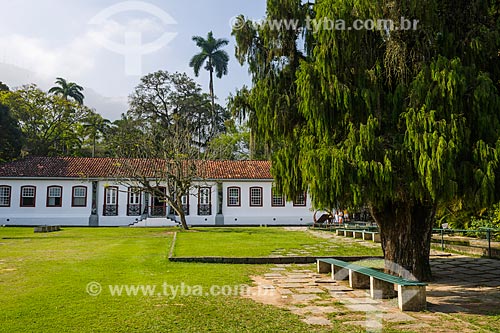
[189,31,229,116]
[49,77,85,105]
[82,113,112,157]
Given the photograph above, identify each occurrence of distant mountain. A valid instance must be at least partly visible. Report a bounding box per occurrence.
[0,63,127,120]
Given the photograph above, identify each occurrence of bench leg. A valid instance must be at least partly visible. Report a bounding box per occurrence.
[349,270,370,289]
[332,265,349,281]
[370,277,396,299]
[397,285,426,311]
[317,260,332,274]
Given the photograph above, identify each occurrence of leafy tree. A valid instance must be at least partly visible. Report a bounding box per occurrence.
[0,82,23,162]
[82,113,112,157]
[112,119,208,231]
[0,85,92,156]
[189,31,230,122]
[49,77,85,105]
[128,70,228,149]
[207,120,250,160]
[103,115,144,157]
[233,0,500,281]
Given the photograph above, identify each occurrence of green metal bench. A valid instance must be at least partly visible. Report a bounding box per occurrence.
[317,258,427,311]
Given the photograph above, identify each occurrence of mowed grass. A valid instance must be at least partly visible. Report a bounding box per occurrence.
[0,227,375,333]
[174,227,383,257]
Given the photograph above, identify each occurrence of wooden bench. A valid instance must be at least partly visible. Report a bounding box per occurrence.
[317,258,427,311]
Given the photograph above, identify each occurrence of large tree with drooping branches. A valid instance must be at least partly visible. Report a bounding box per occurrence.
[233,0,500,281]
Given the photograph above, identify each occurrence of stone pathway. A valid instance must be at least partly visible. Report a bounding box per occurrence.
[244,230,500,332]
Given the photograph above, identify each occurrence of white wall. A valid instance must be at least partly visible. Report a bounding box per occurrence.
[0,179,92,226]
[221,181,312,225]
[0,179,314,226]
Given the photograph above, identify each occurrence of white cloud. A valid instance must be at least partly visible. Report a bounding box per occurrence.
[0,16,168,81]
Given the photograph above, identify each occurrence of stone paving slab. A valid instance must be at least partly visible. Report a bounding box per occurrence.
[290,305,340,315]
[301,316,332,326]
[292,269,313,273]
[286,274,311,279]
[264,273,283,278]
[278,283,305,288]
[345,304,381,312]
[291,294,321,303]
[341,297,380,305]
[344,320,383,330]
[295,287,325,294]
[278,289,293,295]
[383,312,417,322]
[283,279,310,283]
[326,285,353,292]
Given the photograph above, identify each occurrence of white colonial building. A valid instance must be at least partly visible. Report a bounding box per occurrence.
[0,157,314,227]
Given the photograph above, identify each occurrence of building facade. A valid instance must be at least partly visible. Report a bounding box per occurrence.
[0,157,313,227]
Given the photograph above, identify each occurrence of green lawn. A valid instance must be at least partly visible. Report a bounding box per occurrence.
[0,227,375,333]
[173,227,382,257]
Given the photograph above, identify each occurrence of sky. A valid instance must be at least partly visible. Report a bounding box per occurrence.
[0,0,267,120]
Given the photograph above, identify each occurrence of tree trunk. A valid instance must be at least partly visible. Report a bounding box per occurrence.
[209,67,216,137]
[178,211,189,230]
[371,201,436,282]
[173,197,189,230]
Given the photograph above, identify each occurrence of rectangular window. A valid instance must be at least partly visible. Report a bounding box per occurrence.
[72,186,87,207]
[227,187,240,207]
[293,192,307,207]
[0,186,11,207]
[199,188,210,205]
[20,186,36,207]
[127,187,141,216]
[128,188,141,205]
[47,186,62,207]
[198,187,211,215]
[250,187,263,207]
[271,188,285,207]
[103,187,118,216]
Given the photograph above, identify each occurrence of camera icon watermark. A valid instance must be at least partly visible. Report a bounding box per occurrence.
[88,1,178,76]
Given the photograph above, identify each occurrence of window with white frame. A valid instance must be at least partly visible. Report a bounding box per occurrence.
[20,186,36,207]
[72,186,87,207]
[227,187,240,206]
[271,187,285,207]
[0,186,11,207]
[249,187,263,207]
[127,187,141,216]
[128,188,141,205]
[103,187,118,216]
[199,188,210,205]
[198,187,211,215]
[47,186,62,207]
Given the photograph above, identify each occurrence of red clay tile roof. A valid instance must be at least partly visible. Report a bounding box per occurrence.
[0,157,273,180]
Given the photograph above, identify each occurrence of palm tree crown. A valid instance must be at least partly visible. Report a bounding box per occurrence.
[49,77,85,105]
[189,31,229,105]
